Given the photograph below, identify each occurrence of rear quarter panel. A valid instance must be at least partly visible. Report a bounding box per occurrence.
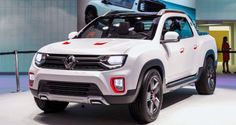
[193,35,217,74]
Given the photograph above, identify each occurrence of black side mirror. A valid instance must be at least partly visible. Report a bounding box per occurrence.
[138,0,166,12]
[102,0,110,4]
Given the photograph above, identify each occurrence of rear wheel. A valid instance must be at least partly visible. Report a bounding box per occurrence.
[195,57,216,95]
[34,97,69,113]
[129,69,163,124]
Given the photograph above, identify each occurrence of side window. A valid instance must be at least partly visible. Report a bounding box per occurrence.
[179,18,193,39]
[109,0,135,9]
[162,17,181,40]
[162,17,193,40]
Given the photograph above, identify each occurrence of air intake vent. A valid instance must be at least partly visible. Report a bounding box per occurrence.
[38,54,108,71]
[39,80,103,97]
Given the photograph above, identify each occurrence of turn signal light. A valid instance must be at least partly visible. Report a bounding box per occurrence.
[28,72,35,88]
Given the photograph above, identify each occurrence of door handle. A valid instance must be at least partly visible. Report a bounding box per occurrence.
[194,44,198,50]
[180,48,185,53]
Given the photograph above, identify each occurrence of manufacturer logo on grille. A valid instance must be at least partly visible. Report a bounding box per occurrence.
[64,56,77,70]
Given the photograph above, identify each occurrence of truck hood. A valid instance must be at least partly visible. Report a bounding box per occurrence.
[39,38,149,55]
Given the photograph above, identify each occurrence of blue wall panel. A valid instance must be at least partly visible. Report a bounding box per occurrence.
[0,0,77,72]
[196,0,236,20]
[162,1,196,20]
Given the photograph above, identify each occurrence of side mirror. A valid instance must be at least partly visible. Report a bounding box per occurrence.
[138,0,166,12]
[68,31,79,40]
[161,31,180,43]
[102,0,110,4]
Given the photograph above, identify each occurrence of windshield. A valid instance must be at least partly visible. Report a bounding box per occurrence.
[78,15,160,40]
[109,0,135,9]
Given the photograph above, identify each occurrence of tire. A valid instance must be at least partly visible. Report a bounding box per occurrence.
[34,97,69,113]
[85,8,97,24]
[195,57,216,95]
[129,69,163,124]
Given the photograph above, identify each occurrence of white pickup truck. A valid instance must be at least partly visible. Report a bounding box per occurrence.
[29,9,217,123]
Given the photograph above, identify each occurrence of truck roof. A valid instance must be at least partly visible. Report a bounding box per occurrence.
[104,9,186,18]
[104,11,159,18]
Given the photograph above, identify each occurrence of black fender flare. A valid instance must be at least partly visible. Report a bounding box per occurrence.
[131,59,165,102]
[204,49,217,67]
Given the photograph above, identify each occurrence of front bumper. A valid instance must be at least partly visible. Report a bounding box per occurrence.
[29,64,140,105]
[30,89,110,105]
[30,88,136,105]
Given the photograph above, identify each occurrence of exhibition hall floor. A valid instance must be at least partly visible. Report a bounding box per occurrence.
[0,74,236,125]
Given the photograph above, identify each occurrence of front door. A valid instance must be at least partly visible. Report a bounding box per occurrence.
[161,17,195,82]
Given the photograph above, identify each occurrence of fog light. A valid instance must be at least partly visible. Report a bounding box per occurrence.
[110,77,125,93]
[28,72,35,87]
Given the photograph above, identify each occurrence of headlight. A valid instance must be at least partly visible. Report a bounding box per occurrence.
[35,53,46,66]
[101,55,127,69]
[107,56,126,65]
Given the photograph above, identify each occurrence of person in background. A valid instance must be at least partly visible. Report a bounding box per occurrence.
[222,36,231,73]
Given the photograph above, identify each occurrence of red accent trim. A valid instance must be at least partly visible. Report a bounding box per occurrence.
[63,41,71,45]
[28,72,34,88]
[110,77,126,93]
[94,42,107,45]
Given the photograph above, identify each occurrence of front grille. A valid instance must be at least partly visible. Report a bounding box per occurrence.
[39,54,108,71]
[39,80,103,97]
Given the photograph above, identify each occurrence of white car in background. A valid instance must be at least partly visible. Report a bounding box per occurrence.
[85,0,166,23]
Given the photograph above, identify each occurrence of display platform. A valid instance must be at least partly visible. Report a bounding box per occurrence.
[0,74,235,125]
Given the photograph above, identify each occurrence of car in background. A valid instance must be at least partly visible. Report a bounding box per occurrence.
[85,0,166,23]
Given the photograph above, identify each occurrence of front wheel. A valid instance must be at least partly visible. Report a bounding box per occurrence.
[195,57,216,95]
[34,97,69,113]
[129,69,163,124]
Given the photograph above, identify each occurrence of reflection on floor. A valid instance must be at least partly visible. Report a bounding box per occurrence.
[0,74,235,125]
